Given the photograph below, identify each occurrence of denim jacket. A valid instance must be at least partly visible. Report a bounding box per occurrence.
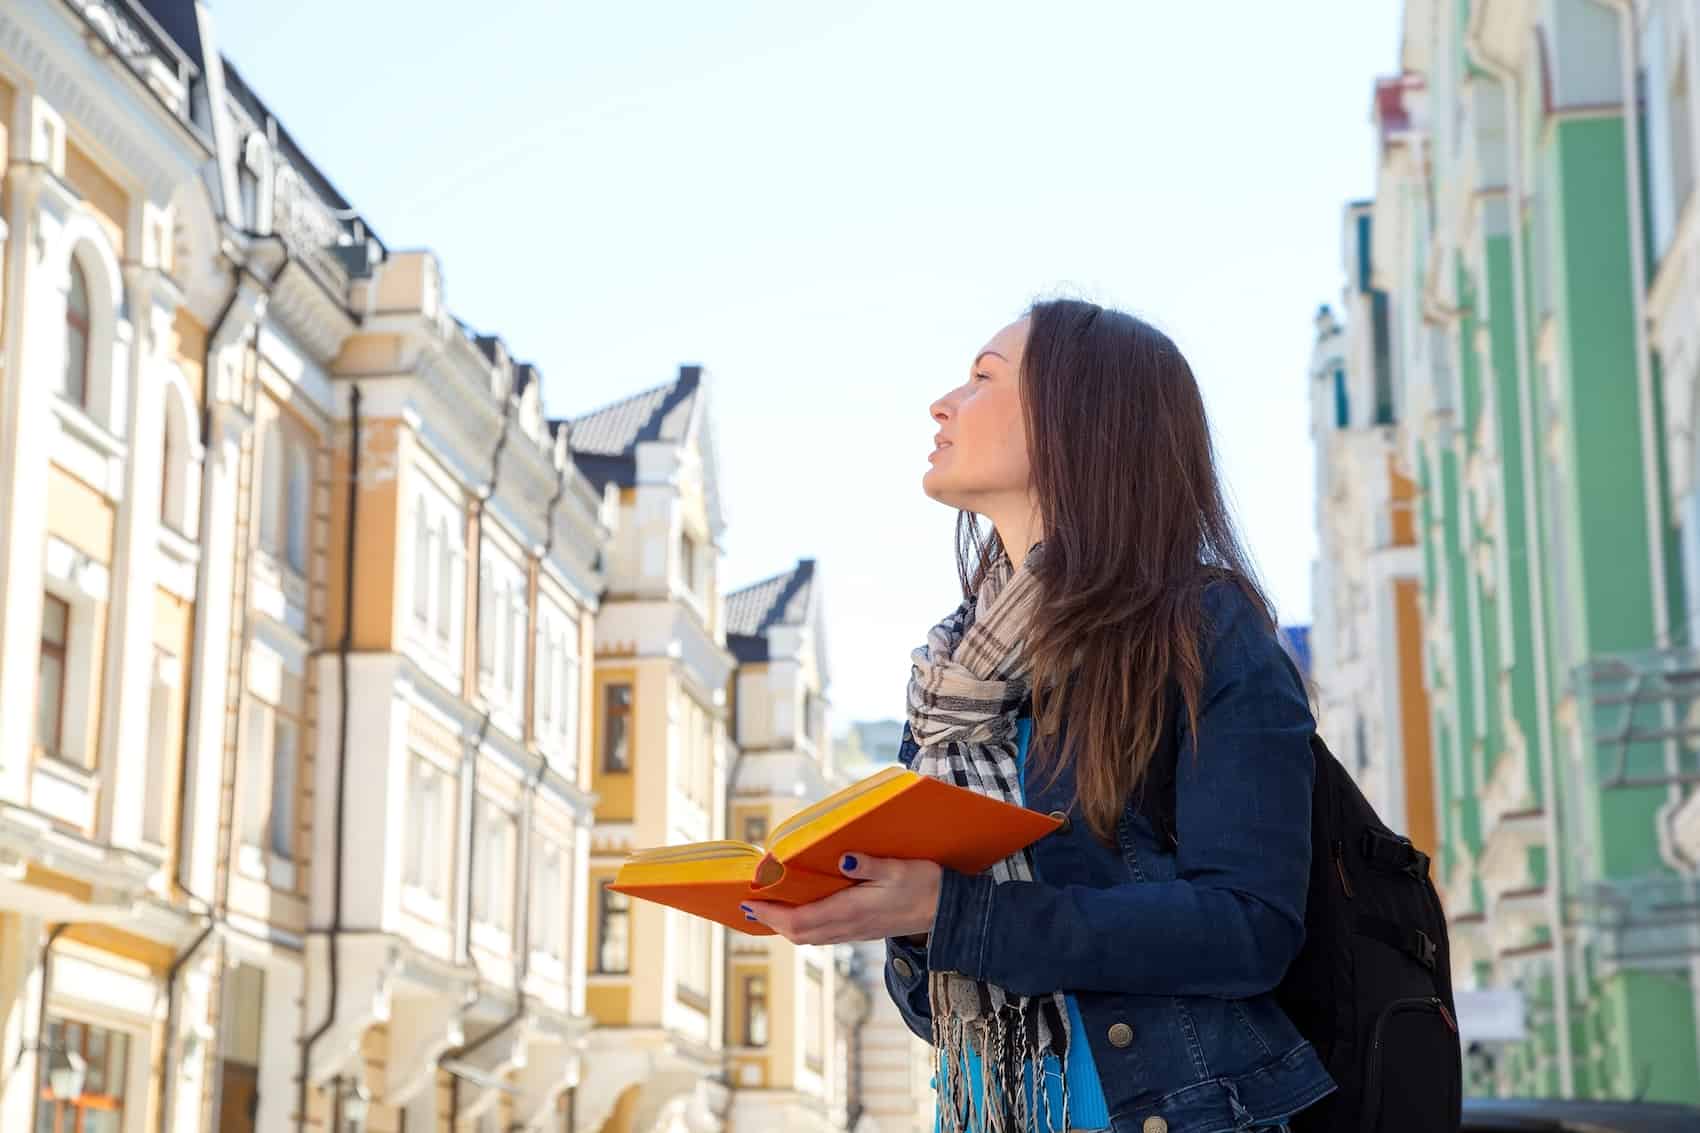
[886,583,1336,1133]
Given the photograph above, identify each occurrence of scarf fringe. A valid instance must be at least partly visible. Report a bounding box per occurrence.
[931,994,1071,1133]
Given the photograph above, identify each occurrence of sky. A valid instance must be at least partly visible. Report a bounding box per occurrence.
[212,1,1402,727]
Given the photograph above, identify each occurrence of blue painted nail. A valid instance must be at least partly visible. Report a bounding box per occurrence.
[739,904,753,916]
[745,913,758,922]
[841,854,858,872]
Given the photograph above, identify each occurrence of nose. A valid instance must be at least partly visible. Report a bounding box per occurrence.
[930,389,956,423]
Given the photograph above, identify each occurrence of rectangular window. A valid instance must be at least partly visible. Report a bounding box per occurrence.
[676,912,711,1009]
[803,689,819,748]
[561,651,579,751]
[679,531,696,596]
[403,756,447,899]
[533,838,565,960]
[413,504,432,624]
[38,1016,129,1133]
[743,813,768,846]
[603,683,632,772]
[597,880,630,973]
[36,595,70,761]
[142,650,174,845]
[478,565,495,676]
[743,974,769,1047]
[437,526,457,646]
[240,701,270,849]
[1370,290,1395,425]
[471,797,514,932]
[269,716,297,862]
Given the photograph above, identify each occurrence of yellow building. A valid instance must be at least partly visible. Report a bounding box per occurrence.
[722,559,850,1133]
[572,366,739,1133]
[1,6,867,1132]
[0,4,231,1131]
[0,4,611,1132]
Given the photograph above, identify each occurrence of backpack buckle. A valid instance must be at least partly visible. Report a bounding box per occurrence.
[1415,929,1437,971]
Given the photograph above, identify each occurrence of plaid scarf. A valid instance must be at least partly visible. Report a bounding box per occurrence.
[907,541,1072,1133]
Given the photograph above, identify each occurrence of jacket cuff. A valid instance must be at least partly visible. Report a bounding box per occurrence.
[926,867,994,980]
[886,934,929,991]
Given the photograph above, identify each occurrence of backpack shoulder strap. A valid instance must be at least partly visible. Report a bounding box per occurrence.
[1139,639,1315,849]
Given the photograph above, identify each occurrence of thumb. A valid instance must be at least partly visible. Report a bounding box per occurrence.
[838,852,902,883]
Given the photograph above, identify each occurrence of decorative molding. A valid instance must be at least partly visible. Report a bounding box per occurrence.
[0,1,208,203]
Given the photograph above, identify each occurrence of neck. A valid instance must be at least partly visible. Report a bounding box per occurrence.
[987,501,1042,570]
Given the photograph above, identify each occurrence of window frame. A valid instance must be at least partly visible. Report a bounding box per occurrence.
[63,260,92,409]
[743,973,769,1048]
[602,682,633,773]
[596,879,631,974]
[36,594,71,764]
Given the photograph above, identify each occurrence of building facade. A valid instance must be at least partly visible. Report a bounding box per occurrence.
[1316,0,1700,1101]
[570,365,739,1133]
[722,558,849,1133]
[0,4,904,1133]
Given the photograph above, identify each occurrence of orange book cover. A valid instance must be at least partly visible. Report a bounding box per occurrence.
[608,766,1063,935]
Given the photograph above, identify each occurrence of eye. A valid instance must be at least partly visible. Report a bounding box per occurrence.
[973,371,992,383]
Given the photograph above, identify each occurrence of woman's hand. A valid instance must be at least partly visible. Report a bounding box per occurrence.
[742,853,941,945]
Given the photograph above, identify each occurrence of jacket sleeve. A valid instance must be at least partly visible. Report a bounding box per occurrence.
[880,722,936,1040]
[924,589,1315,1000]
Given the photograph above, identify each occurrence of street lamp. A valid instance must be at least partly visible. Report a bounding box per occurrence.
[339,1078,370,1131]
[43,1045,87,1102]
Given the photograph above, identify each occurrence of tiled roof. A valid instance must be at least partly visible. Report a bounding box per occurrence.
[725,560,816,662]
[568,365,702,458]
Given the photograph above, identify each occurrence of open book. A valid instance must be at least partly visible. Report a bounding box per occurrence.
[608,765,1063,935]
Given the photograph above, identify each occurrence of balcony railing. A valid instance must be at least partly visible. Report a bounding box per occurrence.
[70,0,200,124]
[1568,876,1700,965]
[1575,647,1700,789]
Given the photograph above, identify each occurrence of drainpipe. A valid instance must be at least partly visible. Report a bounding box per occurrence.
[164,226,291,1133]
[25,924,70,1133]
[296,381,362,1132]
[1464,29,1577,1095]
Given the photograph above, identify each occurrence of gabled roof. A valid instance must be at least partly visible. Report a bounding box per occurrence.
[725,559,817,665]
[567,365,704,492]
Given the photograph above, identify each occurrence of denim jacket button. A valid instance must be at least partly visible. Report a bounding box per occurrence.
[1107,1022,1134,1048]
[1141,1118,1168,1133]
[892,955,915,982]
[1047,809,1072,835]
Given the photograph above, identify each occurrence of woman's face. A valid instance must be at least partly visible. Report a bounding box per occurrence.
[923,317,1032,512]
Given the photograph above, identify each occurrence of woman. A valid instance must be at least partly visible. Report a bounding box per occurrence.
[743,298,1335,1133]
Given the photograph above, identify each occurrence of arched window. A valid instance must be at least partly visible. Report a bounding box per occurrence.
[64,261,91,406]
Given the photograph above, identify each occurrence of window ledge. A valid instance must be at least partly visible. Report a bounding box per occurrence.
[34,752,98,791]
[158,524,200,564]
[471,919,512,955]
[52,398,125,461]
[402,883,449,924]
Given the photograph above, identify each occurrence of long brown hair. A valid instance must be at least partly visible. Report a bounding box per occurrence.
[955,298,1274,842]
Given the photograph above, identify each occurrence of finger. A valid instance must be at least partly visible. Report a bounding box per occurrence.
[837,852,907,883]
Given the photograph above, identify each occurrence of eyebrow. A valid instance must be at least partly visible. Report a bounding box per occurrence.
[973,350,1009,367]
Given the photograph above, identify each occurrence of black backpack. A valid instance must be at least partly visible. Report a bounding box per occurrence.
[1141,682,1462,1132]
